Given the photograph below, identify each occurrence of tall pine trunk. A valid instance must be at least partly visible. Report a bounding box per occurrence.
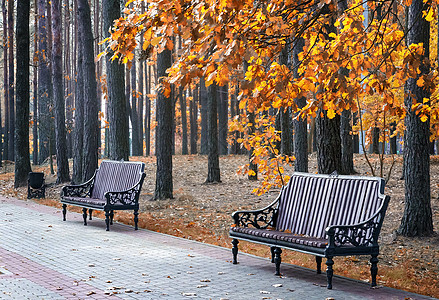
[78,0,98,181]
[206,82,221,183]
[180,86,188,155]
[7,0,14,161]
[398,0,433,236]
[37,0,52,164]
[154,48,173,199]
[130,55,141,156]
[218,85,228,155]
[1,0,7,166]
[293,37,308,172]
[103,0,129,161]
[200,77,208,155]
[14,0,31,187]
[189,86,198,154]
[51,0,70,183]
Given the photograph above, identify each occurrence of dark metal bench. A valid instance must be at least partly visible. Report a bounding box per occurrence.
[229,172,390,289]
[28,172,46,199]
[61,160,146,231]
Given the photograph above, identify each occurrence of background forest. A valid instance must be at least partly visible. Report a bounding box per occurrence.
[0,0,439,296]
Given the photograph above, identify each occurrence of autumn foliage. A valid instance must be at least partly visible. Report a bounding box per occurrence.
[105,0,439,191]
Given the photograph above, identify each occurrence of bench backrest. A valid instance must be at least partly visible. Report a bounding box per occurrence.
[276,173,385,239]
[91,160,145,201]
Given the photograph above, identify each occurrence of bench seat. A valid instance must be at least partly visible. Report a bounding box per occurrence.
[61,160,146,231]
[229,172,390,289]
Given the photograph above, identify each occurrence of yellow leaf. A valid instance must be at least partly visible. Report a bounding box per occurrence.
[327,109,336,119]
[420,114,428,122]
[151,36,161,46]
[425,9,434,22]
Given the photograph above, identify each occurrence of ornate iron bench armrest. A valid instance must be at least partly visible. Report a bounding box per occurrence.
[231,196,279,229]
[104,173,146,206]
[61,172,97,198]
[326,196,390,248]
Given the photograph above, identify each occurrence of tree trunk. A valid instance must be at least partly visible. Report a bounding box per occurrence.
[32,0,38,165]
[37,0,53,164]
[206,82,221,183]
[341,110,354,174]
[248,110,258,180]
[51,0,70,183]
[398,0,433,236]
[72,29,84,184]
[316,110,342,174]
[389,122,397,154]
[180,86,188,155]
[103,0,129,161]
[7,0,14,161]
[14,0,32,187]
[130,55,141,156]
[189,86,198,154]
[145,65,151,156]
[293,37,308,172]
[154,48,173,199]
[218,84,228,155]
[352,112,359,153]
[1,0,7,166]
[78,0,99,181]
[200,77,208,155]
[370,127,380,154]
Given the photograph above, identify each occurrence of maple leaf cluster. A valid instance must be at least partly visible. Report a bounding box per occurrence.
[105,0,439,193]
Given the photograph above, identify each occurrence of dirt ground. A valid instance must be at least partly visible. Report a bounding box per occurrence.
[2,154,439,297]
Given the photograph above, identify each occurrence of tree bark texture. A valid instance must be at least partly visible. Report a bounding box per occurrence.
[103,0,129,161]
[37,0,53,164]
[206,82,221,183]
[8,0,14,161]
[200,77,208,155]
[51,0,70,183]
[14,0,31,187]
[130,55,141,156]
[399,0,433,236]
[218,84,228,155]
[145,65,151,156]
[154,48,173,199]
[179,86,188,155]
[316,110,342,174]
[32,0,38,165]
[1,0,7,166]
[293,36,308,172]
[189,86,198,154]
[341,110,354,174]
[78,0,98,181]
[72,31,84,184]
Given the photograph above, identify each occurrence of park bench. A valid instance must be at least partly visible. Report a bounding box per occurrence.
[61,160,146,231]
[229,172,390,289]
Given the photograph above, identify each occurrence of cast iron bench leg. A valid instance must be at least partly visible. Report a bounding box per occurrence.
[370,254,378,287]
[316,256,322,274]
[232,239,239,264]
[109,210,114,225]
[134,209,139,230]
[82,208,88,226]
[62,204,67,221]
[270,246,276,263]
[274,247,282,276]
[105,210,110,231]
[326,256,334,289]
[89,209,93,220]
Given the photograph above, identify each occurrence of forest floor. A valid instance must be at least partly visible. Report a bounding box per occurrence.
[1,154,438,298]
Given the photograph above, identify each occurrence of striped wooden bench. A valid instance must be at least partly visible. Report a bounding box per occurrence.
[229,172,390,289]
[61,160,146,231]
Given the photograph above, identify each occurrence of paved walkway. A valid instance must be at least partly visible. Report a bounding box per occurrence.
[0,196,436,300]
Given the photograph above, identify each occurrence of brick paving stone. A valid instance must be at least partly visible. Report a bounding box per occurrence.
[0,196,437,300]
